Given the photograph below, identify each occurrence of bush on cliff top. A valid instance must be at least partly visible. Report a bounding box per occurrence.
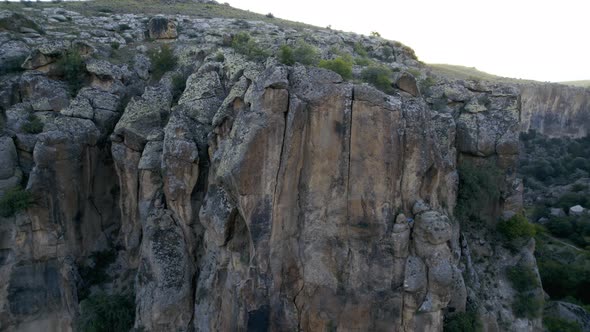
[56,49,86,97]
[318,56,353,80]
[231,32,269,60]
[278,40,319,66]
[148,44,177,80]
[361,65,393,94]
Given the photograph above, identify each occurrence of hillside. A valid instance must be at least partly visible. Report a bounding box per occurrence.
[428,63,539,84]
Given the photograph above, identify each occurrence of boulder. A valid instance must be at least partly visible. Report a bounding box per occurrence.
[22,40,70,70]
[569,205,586,216]
[19,72,70,112]
[395,72,420,97]
[112,85,172,151]
[0,11,43,33]
[545,301,590,332]
[147,16,177,39]
[86,59,124,81]
[550,208,566,218]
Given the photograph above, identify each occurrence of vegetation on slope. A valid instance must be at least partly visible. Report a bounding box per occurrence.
[76,292,135,332]
[428,64,539,84]
[0,186,34,218]
[559,80,590,88]
[0,0,317,31]
[519,130,590,323]
[455,160,502,223]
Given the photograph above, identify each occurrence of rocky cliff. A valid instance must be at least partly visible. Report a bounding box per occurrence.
[0,4,541,332]
[520,84,590,138]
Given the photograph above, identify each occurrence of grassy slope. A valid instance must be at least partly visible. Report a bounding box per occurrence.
[2,0,587,87]
[430,64,590,87]
[0,0,316,30]
[428,63,538,84]
[559,80,590,88]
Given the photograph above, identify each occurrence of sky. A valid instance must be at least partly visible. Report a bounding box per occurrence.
[227,0,589,82]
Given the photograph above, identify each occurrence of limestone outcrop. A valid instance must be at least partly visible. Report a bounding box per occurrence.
[0,4,544,332]
[520,84,590,138]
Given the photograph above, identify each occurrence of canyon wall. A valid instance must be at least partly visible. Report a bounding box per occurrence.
[520,84,590,138]
[0,6,541,332]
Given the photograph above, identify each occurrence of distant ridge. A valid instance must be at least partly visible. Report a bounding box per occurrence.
[427,63,538,84]
[429,64,590,88]
[559,80,590,88]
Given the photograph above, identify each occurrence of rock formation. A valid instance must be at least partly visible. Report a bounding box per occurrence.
[0,4,548,332]
[520,84,590,138]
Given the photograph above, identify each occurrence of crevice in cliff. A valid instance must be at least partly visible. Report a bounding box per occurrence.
[399,101,407,212]
[293,281,305,332]
[272,88,290,206]
[346,87,354,232]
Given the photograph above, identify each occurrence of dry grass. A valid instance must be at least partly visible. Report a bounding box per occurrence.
[428,63,538,84]
[0,0,316,31]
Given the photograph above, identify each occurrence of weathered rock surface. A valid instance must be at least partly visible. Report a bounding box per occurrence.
[148,16,178,39]
[0,5,546,332]
[520,84,590,138]
[545,301,590,332]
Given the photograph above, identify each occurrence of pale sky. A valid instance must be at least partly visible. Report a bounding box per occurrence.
[228,0,589,82]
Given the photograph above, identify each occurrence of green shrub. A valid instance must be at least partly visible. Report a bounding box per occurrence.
[110,42,120,50]
[507,265,539,292]
[571,183,588,192]
[455,161,502,222]
[544,316,582,332]
[512,292,543,319]
[361,65,393,93]
[278,45,294,65]
[353,42,368,57]
[278,40,319,66]
[507,264,543,318]
[420,76,437,93]
[21,114,43,134]
[56,49,86,96]
[318,56,353,80]
[497,214,536,241]
[443,311,481,332]
[76,292,135,332]
[556,193,589,211]
[231,32,269,60]
[370,31,381,37]
[0,186,34,217]
[544,214,590,247]
[407,68,422,78]
[354,57,371,66]
[214,52,225,62]
[292,40,319,65]
[148,44,178,81]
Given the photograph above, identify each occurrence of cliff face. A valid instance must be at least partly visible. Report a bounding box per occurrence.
[0,6,541,332]
[520,84,590,138]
